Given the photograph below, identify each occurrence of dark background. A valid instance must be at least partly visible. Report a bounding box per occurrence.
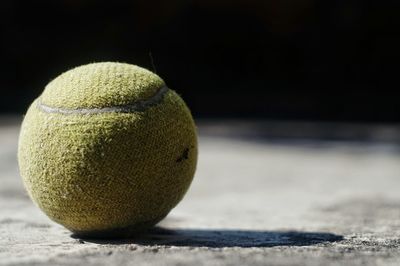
[1,0,399,122]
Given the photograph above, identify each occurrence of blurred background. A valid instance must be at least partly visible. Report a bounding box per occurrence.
[1,0,399,122]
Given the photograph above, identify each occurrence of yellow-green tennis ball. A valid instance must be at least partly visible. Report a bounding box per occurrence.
[18,62,197,237]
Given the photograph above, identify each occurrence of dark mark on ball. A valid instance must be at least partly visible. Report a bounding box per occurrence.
[176,148,190,163]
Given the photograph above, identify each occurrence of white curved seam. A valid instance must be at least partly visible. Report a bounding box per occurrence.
[37,85,169,115]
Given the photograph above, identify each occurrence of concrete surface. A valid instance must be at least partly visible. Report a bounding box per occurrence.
[1,117,400,266]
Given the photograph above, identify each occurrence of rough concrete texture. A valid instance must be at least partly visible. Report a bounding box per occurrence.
[1,118,400,266]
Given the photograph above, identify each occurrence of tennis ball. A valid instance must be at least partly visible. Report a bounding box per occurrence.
[18,62,197,238]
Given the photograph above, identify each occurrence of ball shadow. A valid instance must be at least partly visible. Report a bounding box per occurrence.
[72,227,343,248]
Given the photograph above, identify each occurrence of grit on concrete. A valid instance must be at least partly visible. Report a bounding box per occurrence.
[1,117,400,266]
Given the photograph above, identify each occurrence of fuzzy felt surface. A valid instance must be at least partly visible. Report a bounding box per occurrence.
[41,62,165,109]
[18,62,197,236]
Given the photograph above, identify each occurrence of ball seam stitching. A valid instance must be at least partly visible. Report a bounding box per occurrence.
[36,85,169,115]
